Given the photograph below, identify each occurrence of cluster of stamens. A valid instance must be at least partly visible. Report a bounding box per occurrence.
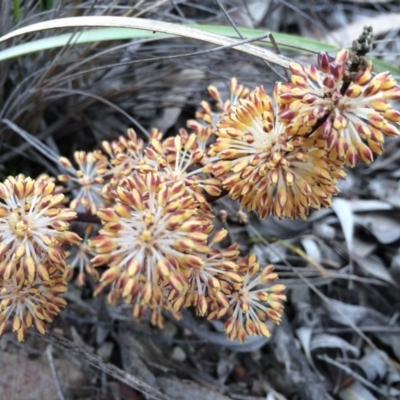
[0,175,79,340]
[212,86,346,219]
[278,49,400,166]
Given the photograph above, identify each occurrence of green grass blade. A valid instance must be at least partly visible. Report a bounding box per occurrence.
[0,28,168,62]
[12,0,20,21]
[0,16,397,76]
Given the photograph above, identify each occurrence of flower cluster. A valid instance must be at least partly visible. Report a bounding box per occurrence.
[145,130,221,211]
[278,50,400,166]
[3,46,399,344]
[58,151,108,214]
[212,86,346,219]
[223,255,286,343]
[90,172,212,325]
[211,49,399,219]
[90,177,285,339]
[0,175,79,340]
[0,273,67,342]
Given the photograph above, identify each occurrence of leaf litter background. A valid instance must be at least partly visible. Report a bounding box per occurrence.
[0,1,400,399]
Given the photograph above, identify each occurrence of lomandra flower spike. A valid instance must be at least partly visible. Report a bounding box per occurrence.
[0,175,80,283]
[90,172,212,319]
[212,86,345,219]
[101,128,161,202]
[146,131,221,209]
[222,255,286,343]
[279,49,400,166]
[0,272,67,342]
[58,151,108,214]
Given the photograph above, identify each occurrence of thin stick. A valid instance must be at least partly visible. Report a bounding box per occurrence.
[34,331,170,400]
[247,224,400,370]
[269,33,290,80]
[48,32,275,86]
[46,344,66,400]
[215,0,243,40]
[317,354,393,398]
[215,0,287,80]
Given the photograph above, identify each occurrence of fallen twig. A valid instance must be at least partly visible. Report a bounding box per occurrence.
[33,331,170,400]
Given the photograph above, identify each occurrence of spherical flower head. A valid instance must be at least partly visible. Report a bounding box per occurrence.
[145,130,221,212]
[0,176,80,283]
[101,128,161,202]
[58,151,108,214]
[212,86,345,219]
[90,172,213,314]
[0,269,67,342]
[182,229,243,317]
[223,254,286,343]
[279,49,400,166]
